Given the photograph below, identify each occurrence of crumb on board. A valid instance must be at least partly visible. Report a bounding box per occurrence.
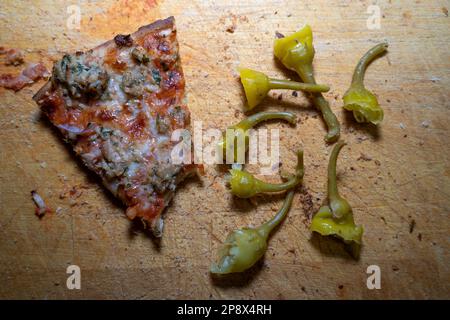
[221,13,248,34]
[57,174,68,182]
[356,135,368,143]
[226,24,236,33]
[409,219,416,233]
[59,183,88,205]
[31,190,51,218]
[0,63,49,91]
[357,153,373,161]
[239,15,248,23]
[0,47,25,66]
[275,31,285,39]
[421,120,430,128]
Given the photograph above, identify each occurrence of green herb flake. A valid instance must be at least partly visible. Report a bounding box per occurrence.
[152,69,161,85]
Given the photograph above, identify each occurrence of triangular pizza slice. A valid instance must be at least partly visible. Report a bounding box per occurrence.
[33,17,197,236]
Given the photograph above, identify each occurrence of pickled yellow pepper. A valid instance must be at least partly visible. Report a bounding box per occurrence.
[239,68,330,110]
[218,111,297,163]
[210,190,294,274]
[343,42,388,125]
[310,141,363,244]
[274,25,340,143]
[229,150,304,198]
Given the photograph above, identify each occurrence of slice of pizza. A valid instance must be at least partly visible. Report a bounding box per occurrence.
[33,17,198,236]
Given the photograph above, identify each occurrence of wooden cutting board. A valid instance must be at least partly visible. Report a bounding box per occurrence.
[0,0,449,299]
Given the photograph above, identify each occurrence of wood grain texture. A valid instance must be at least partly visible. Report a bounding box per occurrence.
[0,0,449,299]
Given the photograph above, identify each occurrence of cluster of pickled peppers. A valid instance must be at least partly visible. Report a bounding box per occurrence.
[273,25,340,142]
[310,141,363,244]
[343,43,388,125]
[218,111,297,163]
[212,26,387,274]
[211,190,295,274]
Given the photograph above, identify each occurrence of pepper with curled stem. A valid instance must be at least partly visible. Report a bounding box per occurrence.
[310,141,363,244]
[239,68,330,110]
[210,190,294,274]
[343,43,388,125]
[218,111,297,163]
[229,150,304,198]
[274,25,340,143]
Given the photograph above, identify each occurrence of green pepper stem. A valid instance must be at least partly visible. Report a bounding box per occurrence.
[327,140,346,202]
[259,190,295,237]
[256,150,304,192]
[294,63,340,143]
[351,42,388,86]
[268,78,330,93]
[238,111,297,130]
